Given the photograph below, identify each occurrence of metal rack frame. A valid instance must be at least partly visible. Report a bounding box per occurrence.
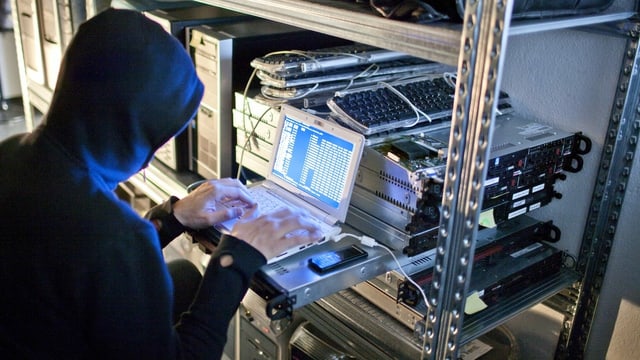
[554,17,640,359]
[425,1,512,357]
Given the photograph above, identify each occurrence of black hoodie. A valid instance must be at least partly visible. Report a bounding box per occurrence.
[0,8,264,359]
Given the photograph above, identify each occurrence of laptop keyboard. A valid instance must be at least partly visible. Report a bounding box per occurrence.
[214,187,337,263]
[249,187,337,239]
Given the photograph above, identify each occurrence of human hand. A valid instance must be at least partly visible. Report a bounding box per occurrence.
[172,178,256,229]
[229,207,324,260]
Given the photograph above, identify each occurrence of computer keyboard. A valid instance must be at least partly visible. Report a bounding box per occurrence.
[250,43,410,76]
[327,75,512,136]
[327,75,456,135]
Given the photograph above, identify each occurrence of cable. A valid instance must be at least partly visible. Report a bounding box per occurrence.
[332,232,430,359]
[237,67,275,181]
[261,62,382,102]
[443,71,457,88]
[377,81,432,128]
[342,63,380,91]
[258,48,373,74]
[236,106,271,180]
[331,235,427,306]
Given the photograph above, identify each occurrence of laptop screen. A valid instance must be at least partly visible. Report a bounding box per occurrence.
[268,105,365,222]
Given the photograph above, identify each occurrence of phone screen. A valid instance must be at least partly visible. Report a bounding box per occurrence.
[308,245,368,274]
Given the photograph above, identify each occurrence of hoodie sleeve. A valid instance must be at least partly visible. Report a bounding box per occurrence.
[145,196,188,248]
[175,235,266,359]
[88,222,265,360]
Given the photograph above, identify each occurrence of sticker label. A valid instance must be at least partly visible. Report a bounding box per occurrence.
[532,183,545,193]
[512,189,530,200]
[508,207,527,219]
[485,177,499,187]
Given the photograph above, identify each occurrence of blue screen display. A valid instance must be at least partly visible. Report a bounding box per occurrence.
[271,115,355,210]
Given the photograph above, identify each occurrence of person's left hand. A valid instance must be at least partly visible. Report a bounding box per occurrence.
[172,178,256,229]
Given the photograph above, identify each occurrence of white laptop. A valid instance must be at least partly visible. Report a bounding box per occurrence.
[217,104,365,263]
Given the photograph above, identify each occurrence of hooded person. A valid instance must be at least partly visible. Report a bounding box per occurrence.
[0,8,321,359]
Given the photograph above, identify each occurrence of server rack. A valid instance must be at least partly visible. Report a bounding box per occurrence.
[171,1,640,357]
[7,0,640,358]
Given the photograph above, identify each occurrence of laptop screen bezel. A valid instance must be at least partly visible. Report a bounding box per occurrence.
[265,104,365,223]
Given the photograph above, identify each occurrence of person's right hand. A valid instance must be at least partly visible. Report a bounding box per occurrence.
[229,207,323,260]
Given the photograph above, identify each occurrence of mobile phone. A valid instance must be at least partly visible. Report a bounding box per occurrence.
[308,245,368,274]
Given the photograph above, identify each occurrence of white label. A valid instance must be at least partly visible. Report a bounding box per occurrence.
[532,183,545,193]
[513,199,526,208]
[485,177,500,187]
[512,189,530,200]
[508,207,527,219]
[529,202,541,211]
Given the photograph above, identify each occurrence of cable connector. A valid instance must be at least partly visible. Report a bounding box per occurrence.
[358,235,378,248]
[330,233,379,248]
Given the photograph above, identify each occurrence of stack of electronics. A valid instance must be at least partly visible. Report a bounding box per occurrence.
[233,280,518,359]
[350,215,570,337]
[237,44,456,178]
[344,110,591,257]
[215,46,592,360]
[317,70,590,257]
[249,43,451,109]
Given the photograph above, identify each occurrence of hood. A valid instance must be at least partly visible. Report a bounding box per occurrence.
[40,8,204,189]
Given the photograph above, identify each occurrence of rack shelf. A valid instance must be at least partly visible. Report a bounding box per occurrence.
[350,267,579,347]
[195,0,634,65]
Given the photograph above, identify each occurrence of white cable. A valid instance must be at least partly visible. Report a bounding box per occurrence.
[443,71,457,88]
[333,232,430,359]
[331,236,423,300]
[236,106,271,180]
[237,68,275,180]
[342,63,380,92]
[375,243,430,360]
[377,81,432,128]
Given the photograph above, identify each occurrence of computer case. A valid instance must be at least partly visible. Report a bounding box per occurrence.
[143,5,250,171]
[144,5,249,46]
[233,289,307,360]
[188,19,346,179]
[39,0,62,89]
[16,0,45,85]
[37,0,85,90]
